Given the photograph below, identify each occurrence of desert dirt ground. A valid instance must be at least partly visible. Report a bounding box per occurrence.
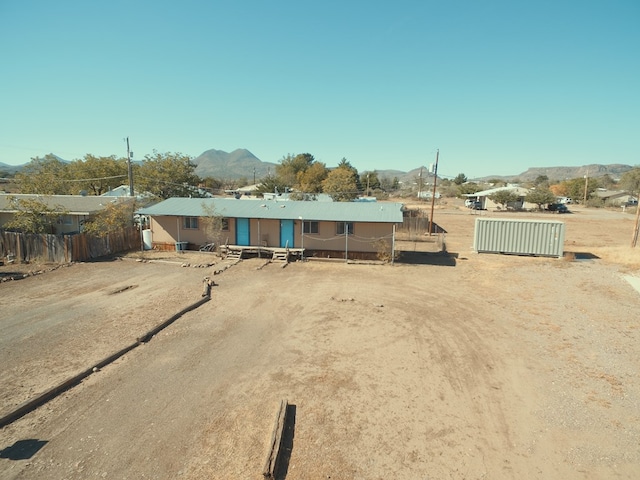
[1,202,640,479]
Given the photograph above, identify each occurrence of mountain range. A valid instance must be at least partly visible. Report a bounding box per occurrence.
[2,150,637,183]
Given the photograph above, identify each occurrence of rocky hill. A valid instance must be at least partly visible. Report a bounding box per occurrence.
[192,148,277,181]
[476,164,635,183]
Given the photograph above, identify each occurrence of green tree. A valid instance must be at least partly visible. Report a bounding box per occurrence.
[525,188,556,210]
[379,176,400,192]
[297,161,328,194]
[276,153,315,187]
[599,174,617,190]
[67,154,129,196]
[199,176,224,195]
[322,167,359,201]
[3,196,67,233]
[82,200,136,237]
[362,170,381,195]
[458,183,480,196]
[336,158,362,191]
[560,177,599,204]
[255,174,288,196]
[488,190,519,209]
[15,154,71,194]
[534,175,549,187]
[453,173,467,185]
[619,168,640,198]
[135,151,201,199]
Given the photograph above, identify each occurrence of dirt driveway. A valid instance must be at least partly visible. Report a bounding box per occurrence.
[1,204,640,479]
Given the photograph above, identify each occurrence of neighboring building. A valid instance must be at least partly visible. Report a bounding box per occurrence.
[592,189,637,206]
[136,197,404,258]
[0,194,128,235]
[465,186,532,210]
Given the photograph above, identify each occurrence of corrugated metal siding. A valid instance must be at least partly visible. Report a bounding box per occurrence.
[474,218,565,258]
[136,198,404,223]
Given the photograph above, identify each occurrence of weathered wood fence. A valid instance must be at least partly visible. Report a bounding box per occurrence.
[0,227,140,263]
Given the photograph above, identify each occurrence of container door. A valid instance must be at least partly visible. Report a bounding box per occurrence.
[280,219,294,248]
[236,218,250,246]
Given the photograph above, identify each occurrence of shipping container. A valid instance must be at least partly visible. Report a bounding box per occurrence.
[473,218,565,258]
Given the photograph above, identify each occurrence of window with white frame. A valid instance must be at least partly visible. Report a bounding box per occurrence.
[183,217,199,229]
[303,220,319,234]
[336,222,354,235]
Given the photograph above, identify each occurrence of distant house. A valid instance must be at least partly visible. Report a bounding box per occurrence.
[593,189,637,206]
[465,186,532,210]
[136,197,404,259]
[0,194,129,234]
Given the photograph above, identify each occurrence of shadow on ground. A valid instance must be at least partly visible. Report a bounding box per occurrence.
[0,439,48,460]
[396,251,458,266]
[274,404,297,480]
[569,251,600,260]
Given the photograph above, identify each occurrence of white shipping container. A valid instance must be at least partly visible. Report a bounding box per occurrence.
[473,218,565,258]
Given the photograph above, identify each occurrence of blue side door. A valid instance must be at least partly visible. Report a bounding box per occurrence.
[236,218,250,246]
[280,219,294,248]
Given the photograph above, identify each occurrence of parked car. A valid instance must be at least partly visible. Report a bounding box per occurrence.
[470,201,482,210]
[547,203,569,213]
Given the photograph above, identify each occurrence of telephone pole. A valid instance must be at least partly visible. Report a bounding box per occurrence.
[428,149,439,236]
[632,200,640,248]
[126,137,134,197]
[583,169,589,205]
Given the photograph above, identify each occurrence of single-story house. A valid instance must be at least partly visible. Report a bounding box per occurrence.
[593,189,637,206]
[136,197,405,258]
[465,186,532,210]
[0,194,129,235]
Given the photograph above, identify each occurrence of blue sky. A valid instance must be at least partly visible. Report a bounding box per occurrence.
[1,1,638,179]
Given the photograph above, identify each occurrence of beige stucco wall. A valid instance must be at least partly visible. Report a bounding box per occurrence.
[148,216,394,253]
[301,221,392,253]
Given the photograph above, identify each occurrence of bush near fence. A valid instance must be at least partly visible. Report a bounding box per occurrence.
[0,227,141,263]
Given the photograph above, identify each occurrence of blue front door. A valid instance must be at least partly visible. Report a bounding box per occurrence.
[236,218,250,246]
[280,219,294,248]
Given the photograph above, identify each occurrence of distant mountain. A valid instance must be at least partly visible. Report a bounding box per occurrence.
[475,164,636,183]
[192,148,278,181]
[0,162,25,174]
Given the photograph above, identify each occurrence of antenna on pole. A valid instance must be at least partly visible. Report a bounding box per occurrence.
[428,150,439,237]
[126,137,134,197]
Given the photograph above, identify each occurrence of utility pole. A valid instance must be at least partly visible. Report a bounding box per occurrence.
[428,150,439,236]
[632,200,640,248]
[583,169,589,205]
[126,137,134,197]
[417,167,423,199]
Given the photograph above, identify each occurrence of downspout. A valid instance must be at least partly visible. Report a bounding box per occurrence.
[392,223,396,265]
[345,222,348,263]
[177,217,180,243]
[300,218,304,259]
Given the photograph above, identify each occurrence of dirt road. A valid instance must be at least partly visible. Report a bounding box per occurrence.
[1,205,639,479]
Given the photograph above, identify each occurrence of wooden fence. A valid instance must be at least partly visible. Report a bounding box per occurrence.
[0,227,141,263]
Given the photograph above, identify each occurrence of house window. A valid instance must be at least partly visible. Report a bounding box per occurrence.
[336,222,354,235]
[222,218,229,231]
[57,215,73,225]
[303,221,319,234]
[183,217,199,229]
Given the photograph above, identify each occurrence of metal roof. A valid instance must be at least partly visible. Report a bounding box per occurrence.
[137,197,404,223]
[0,194,126,215]
[473,186,531,197]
